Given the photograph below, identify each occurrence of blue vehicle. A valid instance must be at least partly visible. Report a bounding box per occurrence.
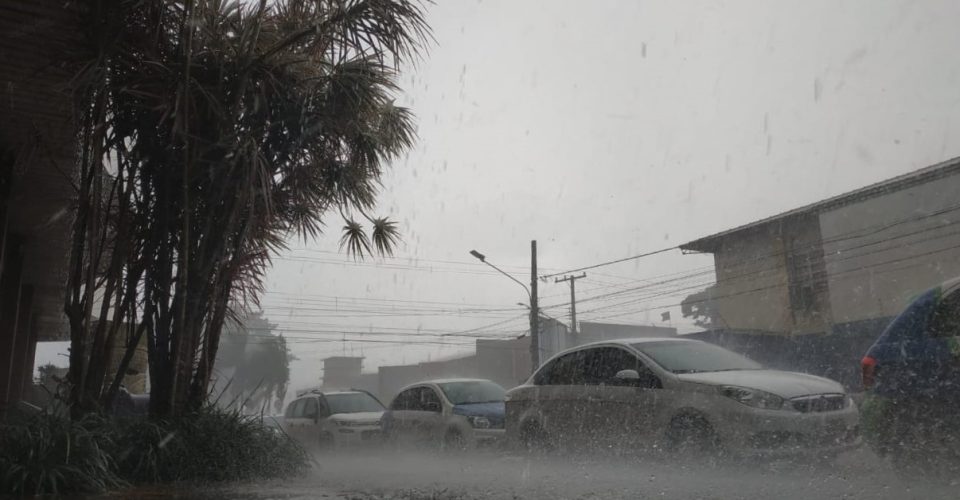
[861,278,960,471]
[382,379,506,450]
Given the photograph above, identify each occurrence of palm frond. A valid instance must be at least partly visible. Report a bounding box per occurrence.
[339,219,372,259]
[370,217,400,256]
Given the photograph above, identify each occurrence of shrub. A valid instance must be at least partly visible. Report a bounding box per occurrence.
[112,405,309,483]
[0,410,125,495]
[0,405,308,495]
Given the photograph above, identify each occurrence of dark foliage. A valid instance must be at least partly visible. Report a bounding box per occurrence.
[0,410,124,495]
[0,405,308,495]
[113,405,309,483]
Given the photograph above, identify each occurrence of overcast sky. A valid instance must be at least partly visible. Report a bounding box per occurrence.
[36,1,960,395]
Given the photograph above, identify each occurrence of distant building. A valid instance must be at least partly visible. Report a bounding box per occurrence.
[537,317,573,361]
[477,336,531,389]
[680,156,960,387]
[106,324,148,394]
[321,356,364,389]
[578,321,677,342]
[378,352,478,402]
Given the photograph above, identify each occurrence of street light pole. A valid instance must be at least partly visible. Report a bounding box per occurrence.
[469,241,541,369]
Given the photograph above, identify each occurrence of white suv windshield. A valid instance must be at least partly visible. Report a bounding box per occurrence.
[438,381,505,405]
[325,393,384,414]
[632,342,762,374]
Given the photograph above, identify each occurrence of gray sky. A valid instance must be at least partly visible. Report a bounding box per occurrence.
[36,1,960,394]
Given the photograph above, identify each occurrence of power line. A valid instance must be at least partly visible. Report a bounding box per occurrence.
[539,246,677,279]
[261,290,519,310]
[554,208,960,314]
[287,247,560,274]
[579,240,960,323]
[249,203,960,343]
[256,225,960,345]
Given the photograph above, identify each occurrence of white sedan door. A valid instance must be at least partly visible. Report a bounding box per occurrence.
[586,347,663,449]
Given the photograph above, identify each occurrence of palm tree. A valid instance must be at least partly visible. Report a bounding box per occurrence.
[64,0,430,417]
[214,312,293,414]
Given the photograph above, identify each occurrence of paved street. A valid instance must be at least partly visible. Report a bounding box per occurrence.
[194,447,957,500]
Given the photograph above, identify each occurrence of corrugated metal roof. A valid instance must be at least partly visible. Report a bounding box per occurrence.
[680,155,960,253]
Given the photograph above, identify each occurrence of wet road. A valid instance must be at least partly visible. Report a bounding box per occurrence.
[211,447,957,500]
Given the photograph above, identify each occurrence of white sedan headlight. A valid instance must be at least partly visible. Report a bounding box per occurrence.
[718,385,785,410]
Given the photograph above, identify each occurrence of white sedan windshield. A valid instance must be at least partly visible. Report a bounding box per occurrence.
[633,342,762,374]
[438,381,505,405]
[325,393,384,414]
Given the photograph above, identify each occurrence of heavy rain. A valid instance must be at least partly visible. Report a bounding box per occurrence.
[2,1,960,499]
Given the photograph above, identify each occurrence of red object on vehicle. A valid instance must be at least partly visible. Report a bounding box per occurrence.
[861,355,877,389]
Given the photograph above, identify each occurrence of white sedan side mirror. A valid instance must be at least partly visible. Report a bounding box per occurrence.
[615,369,640,380]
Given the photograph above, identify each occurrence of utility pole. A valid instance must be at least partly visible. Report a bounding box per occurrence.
[555,272,586,334]
[529,240,540,369]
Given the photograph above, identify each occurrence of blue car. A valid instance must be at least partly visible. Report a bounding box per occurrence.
[382,379,506,450]
[861,278,960,470]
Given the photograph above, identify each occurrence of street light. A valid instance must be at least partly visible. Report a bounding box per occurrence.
[470,245,540,368]
[469,249,530,298]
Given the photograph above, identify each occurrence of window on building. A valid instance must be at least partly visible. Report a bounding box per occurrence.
[787,249,819,315]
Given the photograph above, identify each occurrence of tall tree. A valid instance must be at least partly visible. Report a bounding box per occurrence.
[64,0,430,417]
[214,312,293,414]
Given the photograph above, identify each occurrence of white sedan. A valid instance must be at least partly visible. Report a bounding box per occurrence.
[505,338,860,456]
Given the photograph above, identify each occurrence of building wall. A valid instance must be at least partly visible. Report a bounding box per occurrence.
[377,354,478,403]
[476,337,531,389]
[782,215,833,333]
[321,357,363,389]
[577,321,677,342]
[352,373,380,399]
[711,225,793,334]
[820,172,960,324]
[537,317,571,362]
[106,327,148,393]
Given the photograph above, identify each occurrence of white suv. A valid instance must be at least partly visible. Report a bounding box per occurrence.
[505,338,860,456]
[283,389,385,448]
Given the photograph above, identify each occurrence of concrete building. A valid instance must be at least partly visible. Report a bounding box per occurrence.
[537,316,573,361]
[321,356,364,390]
[578,321,677,342]
[0,1,80,412]
[378,352,479,402]
[476,336,531,389]
[680,156,960,387]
